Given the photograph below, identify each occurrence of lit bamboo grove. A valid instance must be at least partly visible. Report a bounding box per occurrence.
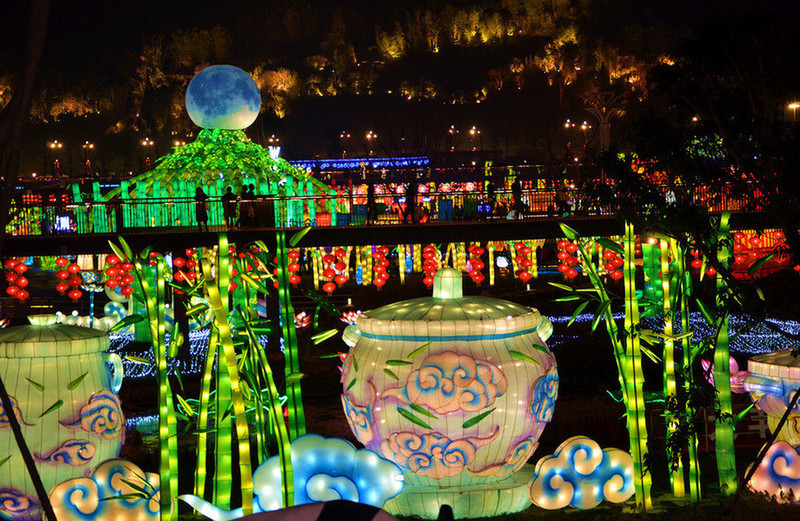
[556,223,652,511]
[108,239,178,521]
[105,233,308,514]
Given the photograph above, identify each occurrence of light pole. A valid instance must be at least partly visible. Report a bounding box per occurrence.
[789,102,799,122]
[82,141,95,177]
[140,137,155,171]
[339,131,351,158]
[366,130,377,156]
[469,125,482,151]
[47,140,63,177]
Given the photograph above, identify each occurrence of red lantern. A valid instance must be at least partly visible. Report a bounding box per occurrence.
[557,263,569,273]
[173,271,185,282]
[67,263,81,274]
[705,266,717,276]
[565,268,578,278]
[520,246,532,256]
[173,257,186,268]
[68,277,82,287]
[603,250,617,260]
[335,274,348,285]
[611,257,624,268]
[609,270,623,280]
[185,259,196,269]
[335,248,347,258]
[691,258,703,269]
[423,276,434,286]
[334,262,347,272]
[56,269,70,280]
[105,279,118,288]
[56,282,69,294]
[229,281,238,291]
[519,271,533,282]
[378,246,390,255]
[106,254,121,265]
[556,240,568,249]
[372,277,386,289]
[473,247,484,256]
[604,263,615,272]
[68,289,82,301]
[323,268,336,279]
[120,286,134,297]
[15,277,28,288]
[5,286,18,296]
[4,259,18,269]
[185,248,196,257]
[16,289,29,301]
[185,271,196,281]
[323,282,336,294]
[471,272,485,284]
[323,254,336,265]
[121,274,135,285]
[566,243,578,253]
[288,250,301,260]
[13,263,27,274]
[104,267,119,278]
[373,264,386,274]
[289,274,301,285]
[4,273,17,283]
[471,260,485,271]
[748,236,761,247]
[288,263,301,272]
[119,262,134,272]
[557,251,570,261]
[55,257,69,267]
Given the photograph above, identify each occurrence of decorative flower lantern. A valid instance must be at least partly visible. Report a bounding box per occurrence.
[0,316,124,519]
[341,268,557,519]
[744,350,800,444]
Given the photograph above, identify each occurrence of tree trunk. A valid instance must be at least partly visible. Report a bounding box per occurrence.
[0,2,53,520]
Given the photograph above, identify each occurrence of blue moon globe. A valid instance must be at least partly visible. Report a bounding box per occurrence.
[185,65,261,130]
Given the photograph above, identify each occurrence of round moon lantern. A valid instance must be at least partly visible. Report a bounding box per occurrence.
[744,350,800,444]
[341,268,557,519]
[185,65,261,130]
[0,316,124,519]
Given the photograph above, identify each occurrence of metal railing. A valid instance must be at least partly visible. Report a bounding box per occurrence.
[4,185,759,237]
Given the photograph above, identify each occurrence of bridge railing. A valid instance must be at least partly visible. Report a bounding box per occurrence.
[3,186,757,237]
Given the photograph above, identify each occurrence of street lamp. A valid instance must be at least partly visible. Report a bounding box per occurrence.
[82,141,95,176]
[448,125,459,151]
[469,125,482,151]
[339,131,351,158]
[47,140,63,177]
[366,130,377,156]
[140,137,155,171]
[789,102,800,122]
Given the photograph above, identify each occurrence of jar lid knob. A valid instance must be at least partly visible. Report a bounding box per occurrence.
[432,267,463,300]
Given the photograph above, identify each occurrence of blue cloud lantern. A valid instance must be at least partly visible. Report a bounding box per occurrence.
[185,65,261,130]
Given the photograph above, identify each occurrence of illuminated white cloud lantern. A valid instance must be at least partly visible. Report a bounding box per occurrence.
[528,436,634,510]
[341,268,556,519]
[49,459,171,521]
[0,318,124,519]
[180,434,404,520]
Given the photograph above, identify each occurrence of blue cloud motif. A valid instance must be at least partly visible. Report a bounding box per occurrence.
[530,365,558,423]
[48,458,168,521]
[528,436,633,510]
[180,434,404,521]
[747,440,800,502]
[0,488,40,518]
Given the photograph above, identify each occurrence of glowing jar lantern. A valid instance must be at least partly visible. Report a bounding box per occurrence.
[0,315,124,519]
[341,268,556,519]
[744,350,800,444]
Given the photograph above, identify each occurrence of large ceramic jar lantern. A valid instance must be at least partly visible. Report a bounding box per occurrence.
[0,316,124,519]
[744,350,800,444]
[341,268,557,519]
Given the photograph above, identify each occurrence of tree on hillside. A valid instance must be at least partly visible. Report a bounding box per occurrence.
[607,12,800,261]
